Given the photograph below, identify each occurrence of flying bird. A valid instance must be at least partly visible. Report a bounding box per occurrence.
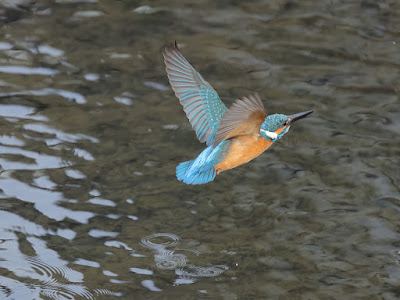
[163,42,313,185]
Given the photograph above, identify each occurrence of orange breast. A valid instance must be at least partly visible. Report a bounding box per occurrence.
[215,126,287,173]
[215,135,272,173]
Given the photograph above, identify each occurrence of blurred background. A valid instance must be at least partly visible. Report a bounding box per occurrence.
[0,0,399,298]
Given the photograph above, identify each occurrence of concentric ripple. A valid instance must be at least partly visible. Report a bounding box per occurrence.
[139,233,229,282]
[155,250,188,270]
[25,256,80,282]
[20,256,95,299]
[140,233,180,250]
[0,253,117,299]
[93,289,123,297]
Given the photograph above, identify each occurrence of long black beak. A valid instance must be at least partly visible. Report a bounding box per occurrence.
[288,110,313,125]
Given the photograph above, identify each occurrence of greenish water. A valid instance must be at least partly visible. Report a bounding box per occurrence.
[0,0,399,299]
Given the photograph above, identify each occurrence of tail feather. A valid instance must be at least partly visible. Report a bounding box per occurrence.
[176,160,216,185]
[176,160,192,180]
[175,142,230,185]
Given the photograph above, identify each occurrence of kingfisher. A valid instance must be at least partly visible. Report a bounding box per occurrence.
[163,42,313,185]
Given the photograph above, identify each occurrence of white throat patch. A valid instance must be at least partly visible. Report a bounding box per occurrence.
[260,129,278,140]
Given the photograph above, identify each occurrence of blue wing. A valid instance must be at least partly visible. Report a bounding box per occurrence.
[163,42,227,146]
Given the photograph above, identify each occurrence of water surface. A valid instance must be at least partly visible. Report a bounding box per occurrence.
[0,0,399,298]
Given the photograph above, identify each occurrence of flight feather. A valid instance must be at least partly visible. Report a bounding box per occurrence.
[163,42,227,146]
[213,93,266,147]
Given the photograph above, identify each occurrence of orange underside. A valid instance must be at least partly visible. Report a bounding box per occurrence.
[215,127,286,173]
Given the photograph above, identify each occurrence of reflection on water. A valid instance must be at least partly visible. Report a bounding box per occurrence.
[0,66,59,76]
[0,88,86,104]
[0,213,96,299]
[0,0,399,298]
[0,146,67,170]
[0,105,48,121]
[0,178,94,223]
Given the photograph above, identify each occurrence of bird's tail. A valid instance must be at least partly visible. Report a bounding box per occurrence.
[176,142,231,185]
[176,160,216,185]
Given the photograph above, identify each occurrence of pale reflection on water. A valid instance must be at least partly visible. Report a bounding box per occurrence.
[0,88,86,104]
[0,178,94,223]
[0,0,399,299]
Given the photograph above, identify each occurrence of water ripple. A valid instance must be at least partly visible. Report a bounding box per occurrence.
[0,234,120,299]
[0,241,97,299]
[155,251,187,270]
[140,233,229,281]
[93,289,123,297]
[140,233,180,250]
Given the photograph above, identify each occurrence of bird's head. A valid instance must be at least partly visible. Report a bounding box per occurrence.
[260,110,313,141]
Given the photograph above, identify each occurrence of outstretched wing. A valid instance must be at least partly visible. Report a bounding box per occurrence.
[213,93,266,147]
[163,42,227,146]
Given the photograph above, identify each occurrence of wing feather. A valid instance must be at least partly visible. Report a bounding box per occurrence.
[163,42,227,146]
[213,93,266,147]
